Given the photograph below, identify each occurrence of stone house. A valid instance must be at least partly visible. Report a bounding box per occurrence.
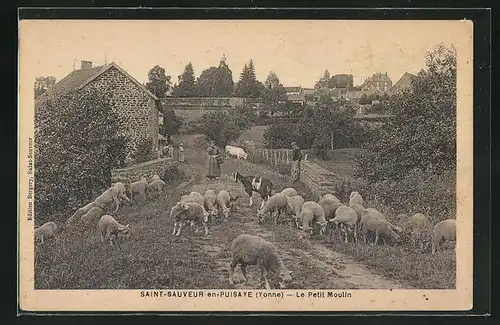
[360,72,393,93]
[35,61,159,159]
[388,72,417,95]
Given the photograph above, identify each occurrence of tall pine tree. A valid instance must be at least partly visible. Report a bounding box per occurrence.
[233,60,263,98]
[172,62,197,97]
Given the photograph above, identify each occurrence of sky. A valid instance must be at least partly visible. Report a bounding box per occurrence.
[21,20,470,88]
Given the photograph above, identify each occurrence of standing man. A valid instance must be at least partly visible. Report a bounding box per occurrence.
[290,141,302,183]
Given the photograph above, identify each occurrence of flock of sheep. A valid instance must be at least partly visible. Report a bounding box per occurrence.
[34,169,456,290]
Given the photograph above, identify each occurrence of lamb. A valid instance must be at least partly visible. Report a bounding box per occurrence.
[256,193,288,224]
[359,210,401,245]
[147,179,166,198]
[318,195,343,219]
[35,222,60,244]
[204,190,219,218]
[67,201,100,228]
[348,192,364,207]
[329,205,359,243]
[129,178,149,203]
[432,219,456,254]
[229,234,293,289]
[80,206,104,229]
[170,201,209,236]
[232,172,273,208]
[286,195,305,227]
[97,215,130,247]
[215,189,232,222]
[298,201,327,238]
[280,187,298,198]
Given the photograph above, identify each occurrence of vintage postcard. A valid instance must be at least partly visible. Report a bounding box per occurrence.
[18,19,473,312]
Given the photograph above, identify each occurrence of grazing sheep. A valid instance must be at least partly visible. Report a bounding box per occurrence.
[256,193,288,224]
[186,191,205,207]
[170,201,209,236]
[204,190,219,218]
[299,201,327,238]
[97,215,130,247]
[318,195,343,219]
[359,210,401,245]
[35,222,60,244]
[286,195,305,227]
[215,190,232,222]
[349,203,365,222]
[432,219,456,254]
[229,234,293,289]
[280,188,298,198]
[348,192,364,207]
[408,213,431,250]
[396,213,408,223]
[228,191,239,209]
[129,178,149,203]
[329,205,359,243]
[147,179,166,198]
[113,182,130,203]
[67,201,100,228]
[80,206,104,228]
[363,208,386,220]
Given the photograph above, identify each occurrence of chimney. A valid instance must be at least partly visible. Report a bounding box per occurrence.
[81,60,93,69]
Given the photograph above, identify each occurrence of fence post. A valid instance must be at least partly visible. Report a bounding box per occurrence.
[304,153,308,161]
[286,150,289,164]
[266,149,269,161]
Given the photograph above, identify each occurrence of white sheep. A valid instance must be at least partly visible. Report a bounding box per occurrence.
[97,215,130,247]
[170,201,209,236]
[256,193,288,224]
[80,206,104,229]
[215,190,232,222]
[432,219,456,254]
[229,234,293,289]
[329,205,359,243]
[35,222,60,244]
[348,192,364,207]
[349,203,365,223]
[286,195,305,227]
[318,195,343,219]
[129,178,149,203]
[185,191,205,207]
[298,201,327,238]
[204,190,219,218]
[147,179,166,198]
[359,210,401,245]
[67,201,100,228]
[113,182,130,203]
[408,213,432,250]
[280,187,298,198]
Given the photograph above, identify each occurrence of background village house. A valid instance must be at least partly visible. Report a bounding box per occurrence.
[35,61,160,160]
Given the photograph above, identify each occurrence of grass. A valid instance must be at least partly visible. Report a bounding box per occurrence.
[238,125,268,148]
[35,133,456,290]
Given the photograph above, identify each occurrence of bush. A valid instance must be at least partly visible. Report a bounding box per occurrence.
[162,164,187,185]
[200,110,243,148]
[132,138,154,163]
[263,122,298,148]
[35,88,127,223]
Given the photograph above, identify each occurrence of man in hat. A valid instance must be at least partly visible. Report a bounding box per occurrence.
[290,141,302,183]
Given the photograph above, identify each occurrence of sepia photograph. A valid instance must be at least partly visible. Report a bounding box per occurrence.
[18,17,474,312]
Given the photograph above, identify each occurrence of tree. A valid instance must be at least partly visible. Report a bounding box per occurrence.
[200,111,243,148]
[34,76,56,99]
[314,70,331,89]
[197,55,234,97]
[356,43,457,183]
[145,65,171,98]
[159,105,183,143]
[232,103,258,131]
[171,62,197,97]
[233,59,263,98]
[35,87,127,222]
[260,71,287,117]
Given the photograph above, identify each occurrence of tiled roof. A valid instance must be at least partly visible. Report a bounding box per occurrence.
[390,72,417,93]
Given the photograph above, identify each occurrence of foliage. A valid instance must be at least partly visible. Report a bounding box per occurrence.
[329,74,354,89]
[34,76,56,99]
[259,71,288,117]
[356,43,456,183]
[35,88,127,222]
[196,55,234,97]
[232,103,258,131]
[160,105,183,143]
[314,70,331,89]
[233,60,264,98]
[263,122,298,149]
[171,62,197,97]
[162,164,187,185]
[145,65,171,98]
[199,111,243,148]
[131,138,153,163]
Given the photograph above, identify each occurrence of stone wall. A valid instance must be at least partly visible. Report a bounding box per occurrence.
[86,66,159,156]
[111,158,176,184]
